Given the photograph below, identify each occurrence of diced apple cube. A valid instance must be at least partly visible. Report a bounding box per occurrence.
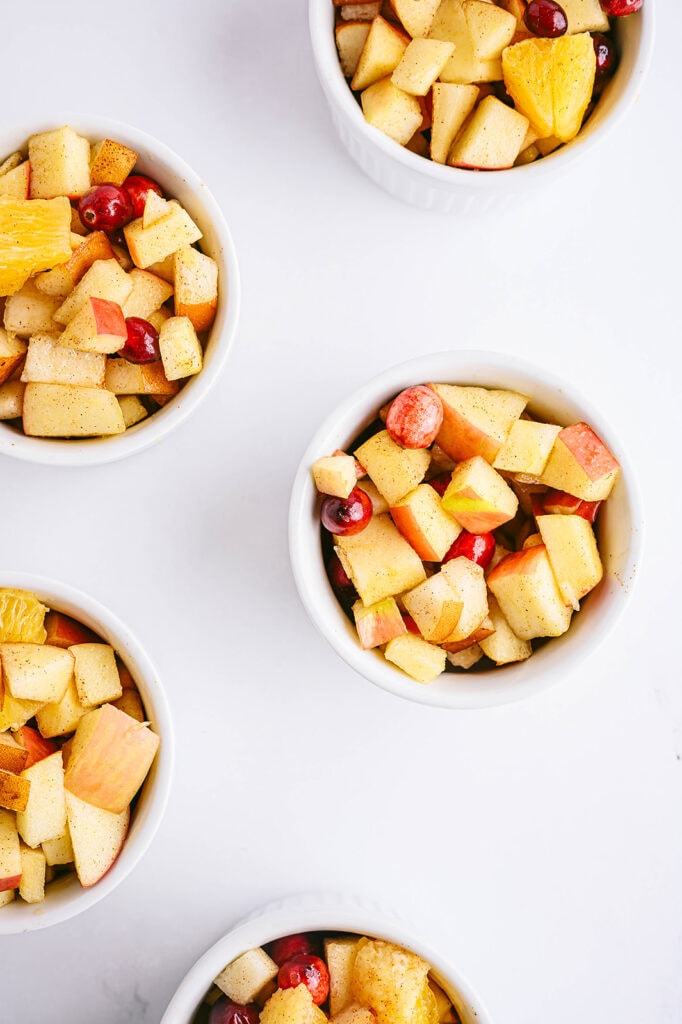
[53,258,133,325]
[360,77,423,145]
[448,95,529,169]
[539,422,620,500]
[493,419,562,475]
[313,454,359,498]
[390,483,461,560]
[59,295,127,354]
[117,394,148,428]
[356,479,389,514]
[325,937,359,1016]
[439,556,489,642]
[124,200,202,269]
[331,1006,376,1024]
[402,572,463,643]
[446,643,484,670]
[19,843,46,903]
[478,595,532,664]
[463,0,516,58]
[173,246,218,332]
[392,38,455,95]
[351,15,410,91]
[429,382,527,463]
[3,278,61,336]
[70,643,123,707]
[16,750,66,848]
[159,315,203,380]
[390,0,442,37]
[0,329,27,386]
[336,20,372,77]
[487,544,572,639]
[384,632,446,682]
[0,161,30,200]
[0,809,22,892]
[561,0,609,33]
[0,379,25,419]
[334,513,426,606]
[121,268,174,319]
[35,230,115,299]
[104,357,178,396]
[355,429,430,506]
[28,126,91,199]
[0,768,31,813]
[0,692,46,732]
[21,334,106,387]
[65,789,129,887]
[536,513,603,607]
[22,382,125,437]
[0,642,74,704]
[89,138,138,186]
[42,829,74,867]
[430,82,479,163]
[352,596,407,648]
[441,456,518,533]
[215,948,279,1005]
[111,688,145,723]
[441,614,495,653]
[340,2,381,19]
[35,678,89,739]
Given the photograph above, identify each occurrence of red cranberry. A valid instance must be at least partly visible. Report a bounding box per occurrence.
[326,553,358,603]
[122,174,163,218]
[321,487,372,536]
[592,32,618,83]
[524,0,568,36]
[278,955,330,1006]
[78,184,134,233]
[427,473,451,498]
[443,531,496,571]
[599,0,642,15]
[269,933,317,966]
[386,386,443,449]
[209,998,259,1024]
[120,317,160,363]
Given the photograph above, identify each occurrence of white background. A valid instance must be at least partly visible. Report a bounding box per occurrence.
[2,1,681,1022]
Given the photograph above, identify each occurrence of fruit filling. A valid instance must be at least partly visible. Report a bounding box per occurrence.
[0,587,160,907]
[194,932,463,1024]
[333,0,642,169]
[0,125,220,439]
[312,382,619,683]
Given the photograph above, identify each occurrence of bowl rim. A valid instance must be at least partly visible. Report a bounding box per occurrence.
[288,349,644,710]
[0,112,241,467]
[308,0,655,188]
[0,570,174,933]
[160,892,494,1024]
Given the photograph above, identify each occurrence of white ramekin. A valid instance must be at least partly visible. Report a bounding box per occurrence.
[289,350,643,710]
[308,1,654,214]
[0,571,173,932]
[0,114,240,466]
[161,892,493,1024]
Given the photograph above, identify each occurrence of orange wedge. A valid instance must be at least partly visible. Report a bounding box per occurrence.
[0,588,48,643]
[0,195,72,296]
[502,32,596,143]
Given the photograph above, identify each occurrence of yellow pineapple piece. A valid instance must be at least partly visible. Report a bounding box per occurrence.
[0,195,72,296]
[352,938,436,1024]
[552,32,596,142]
[260,985,328,1024]
[0,588,48,643]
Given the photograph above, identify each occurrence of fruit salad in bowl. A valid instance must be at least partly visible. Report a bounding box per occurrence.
[289,352,642,709]
[0,572,173,932]
[161,894,492,1024]
[309,0,653,211]
[0,115,240,465]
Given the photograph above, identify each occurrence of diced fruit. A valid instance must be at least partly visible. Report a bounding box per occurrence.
[487,543,572,639]
[539,421,619,499]
[334,513,426,605]
[18,843,46,903]
[0,768,31,812]
[278,955,330,1006]
[561,0,609,31]
[330,1004,376,1024]
[0,195,72,296]
[35,678,89,738]
[0,379,24,419]
[353,597,407,648]
[174,246,218,332]
[351,938,434,1024]
[0,330,27,386]
[441,615,495,653]
[386,385,444,449]
[21,334,106,388]
[391,38,455,95]
[122,174,163,219]
[325,937,359,1016]
[41,829,74,867]
[478,595,532,664]
[112,688,145,722]
[336,21,372,76]
[442,530,496,570]
[53,257,133,325]
[390,483,461,561]
[16,750,66,848]
[0,692,45,732]
[439,556,489,642]
[23,382,125,437]
[89,139,138,186]
[0,642,74,703]
[402,572,464,643]
[390,0,441,36]
[64,703,160,815]
[541,488,601,522]
[464,0,517,58]
[536,513,603,606]
[0,161,30,200]
[430,83,479,163]
[493,419,561,475]
[64,789,129,887]
[260,986,327,1024]
[441,456,519,533]
[313,454,359,499]
[357,479,389,514]
[121,268,174,319]
[4,278,61,336]
[158,315,203,379]
[104,357,178,396]
[124,200,202,269]
[120,316,161,363]
[71,643,122,707]
[0,809,22,891]
[351,15,410,90]
[321,487,373,536]
[28,127,90,200]
[142,190,169,229]
[448,95,529,168]
[355,429,430,505]
[44,610,98,648]
[384,632,446,682]
[34,229,115,299]
[59,295,127,354]
[360,77,424,145]
[446,643,484,669]
[215,948,280,1005]
[78,184,134,233]
[428,383,527,463]
[0,733,29,773]
[524,0,568,37]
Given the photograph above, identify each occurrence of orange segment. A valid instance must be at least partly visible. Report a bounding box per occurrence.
[0,588,48,643]
[552,32,596,142]
[0,195,72,296]
[502,37,555,137]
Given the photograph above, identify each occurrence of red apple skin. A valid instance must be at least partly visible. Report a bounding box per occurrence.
[44,610,99,648]
[16,725,58,769]
[0,872,21,893]
[541,489,602,523]
[487,543,546,584]
[269,933,317,966]
[390,504,441,561]
[90,296,127,340]
[559,423,619,481]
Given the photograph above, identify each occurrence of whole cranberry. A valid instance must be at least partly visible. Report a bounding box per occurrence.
[123,174,164,218]
[386,385,444,449]
[320,487,372,536]
[278,954,330,1006]
[427,472,452,498]
[524,0,568,37]
[443,531,496,571]
[326,553,358,603]
[592,32,618,84]
[269,933,317,966]
[599,0,642,15]
[209,998,259,1024]
[78,184,134,233]
[120,317,160,363]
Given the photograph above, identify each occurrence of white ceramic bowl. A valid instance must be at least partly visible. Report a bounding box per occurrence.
[161,892,493,1024]
[0,571,173,932]
[308,1,654,214]
[0,114,240,466]
[289,351,643,710]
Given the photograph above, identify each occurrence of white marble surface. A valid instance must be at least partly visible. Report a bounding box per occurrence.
[1,1,681,1022]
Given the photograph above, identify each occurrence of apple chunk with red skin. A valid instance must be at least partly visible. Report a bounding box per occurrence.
[441,456,518,533]
[44,609,99,649]
[65,789,129,887]
[352,597,407,649]
[539,422,620,501]
[428,382,527,463]
[64,703,159,815]
[0,808,22,892]
[487,543,572,640]
[541,489,601,523]
[59,295,127,354]
[390,483,461,560]
[536,513,603,607]
[0,642,74,704]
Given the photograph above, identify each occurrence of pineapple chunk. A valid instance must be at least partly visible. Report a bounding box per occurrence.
[260,986,327,1024]
[352,938,438,1024]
